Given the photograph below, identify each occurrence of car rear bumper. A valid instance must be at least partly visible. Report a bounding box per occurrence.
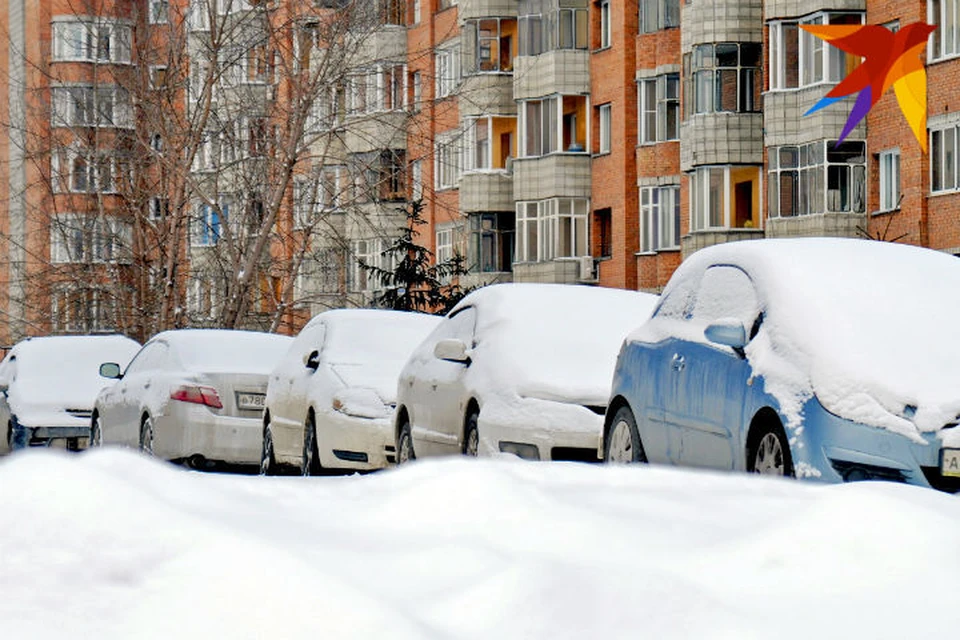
[10,424,90,450]
[156,407,263,465]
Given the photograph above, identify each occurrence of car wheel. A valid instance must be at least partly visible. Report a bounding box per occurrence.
[260,419,278,476]
[301,414,321,477]
[397,420,415,464]
[90,414,102,448]
[139,415,155,456]
[748,422,794,477]
[463,411,479,457]
[604,405,647,463]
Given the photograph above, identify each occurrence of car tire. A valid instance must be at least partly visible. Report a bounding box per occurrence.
[397,420,415,464]
[301,413,321,477]
[463,411,479,457]
[747,421,794,477]
[90,414,102,448]
[604,405,647,463]
[260,418,278,476]
[139,415,155,456]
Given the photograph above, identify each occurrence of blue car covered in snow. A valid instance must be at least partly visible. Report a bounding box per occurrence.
[603,238,960,491]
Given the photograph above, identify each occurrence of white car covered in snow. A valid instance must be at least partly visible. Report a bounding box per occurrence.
[92,329,292,468]
[261,309,441,475]
[0,335,141,452]
[394,284,659,462]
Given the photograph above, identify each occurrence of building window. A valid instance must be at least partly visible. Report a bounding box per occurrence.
[436,227,454,265]
[51,86,132,128]
[520,95,588,156]
[245,43,275,84]
[639,0,679,34]
[53,288,118,333]
[189,0,211,30]
[599,0,611,48]
[769,13,863,90]
[319,165,345,208]
[52,149,127,194]
[193,202,227,246]
[470,212,514,272]
[464,18,516,73]
[413,0,421,23]
[436,130,462,189]
[638,74,679,144]
[349,239,395,293]
[932,124,960,192]
[464,116,516,171]
[52,20,132,64]
[690,165,761,230]
[931,0,960,60]
[187,274,220,320]
[50,214,132,264]
[515,198,589,262]
[684,43,761,116]
[149,0,169,23]
[519,0,588,56]
[436,44,461,99]
[411,71,422,110]
[768,141,865,216]
[411,159,423,200]
[639,185,680,252]
[293,177,320,228]
[878,149,901,212]
[149,196,169,220]
[595,208,612,258]
[598,104,611,154]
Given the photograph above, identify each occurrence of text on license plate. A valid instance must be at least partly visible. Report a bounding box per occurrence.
[236,392,266,411]
[942,449,960,478]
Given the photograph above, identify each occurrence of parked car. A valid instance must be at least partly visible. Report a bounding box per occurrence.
[92,329,292,467]
[261,309,441,475]
[0,335,141,453]
[604,238,960,491]
[395,284,659,463]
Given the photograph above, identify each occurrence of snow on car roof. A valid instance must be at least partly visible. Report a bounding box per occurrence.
[6,335,142,408]
[450,284,659,406]
[319,309,442,365]
[660,238,960,438]
[155,329,292,374]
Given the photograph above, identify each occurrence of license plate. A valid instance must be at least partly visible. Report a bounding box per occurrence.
[941,449,960,478]
[236,392,266,411]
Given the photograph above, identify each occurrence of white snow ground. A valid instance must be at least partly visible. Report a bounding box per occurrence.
[2,449,959,639]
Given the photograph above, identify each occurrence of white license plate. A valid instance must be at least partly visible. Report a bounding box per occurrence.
[942,449,960,478]
[236,392,266,411]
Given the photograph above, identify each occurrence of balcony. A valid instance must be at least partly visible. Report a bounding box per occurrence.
[514,50,589,100]
[513,154,590,201]
[765,212,866,240]
[680,113,763,171]
[460,172,513,213]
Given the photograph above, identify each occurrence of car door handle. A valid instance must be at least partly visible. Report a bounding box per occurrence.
[671,354,686,372]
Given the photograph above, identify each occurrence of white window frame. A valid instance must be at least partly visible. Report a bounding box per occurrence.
[930,0,960,61]
[192,202,227,247]
[768,141,866,216]
[52,20,132,64]
[435,129,462,190]
[768,12,865,90]
[598,103,611,154]
[640,185,680,252]
[51,85,132,128]
[639,0,679,34]
[149,0,169,24]
[189,0,211,31]
[519,94,590,157]
[50,214,131,264]
[435,44,461,99]
[878,149,901,212]
[931,125,960,193]
[293,177,320,229]
[690,166,763,231]
[599,0,612,48]
[514,198,589,262]
[411,159,423,200]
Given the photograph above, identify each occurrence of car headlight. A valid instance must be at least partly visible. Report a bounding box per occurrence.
[331,388,390,419]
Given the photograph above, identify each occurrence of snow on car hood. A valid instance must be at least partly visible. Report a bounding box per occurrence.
[160,330,293,374]
[7,335,141,426]
[329,364,398,406]
[662,239,960,440]
[452,284,659,407]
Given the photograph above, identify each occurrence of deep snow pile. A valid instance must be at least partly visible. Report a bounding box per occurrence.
[2,449,959,639]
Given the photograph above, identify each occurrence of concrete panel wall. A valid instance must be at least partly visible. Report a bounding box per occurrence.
[680,113,764,170]
[460,171,514,212]
[514,50,590,100]
[682,0,763,52]
[512,154,591,201]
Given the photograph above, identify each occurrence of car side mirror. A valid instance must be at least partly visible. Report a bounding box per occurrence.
[434,338,471,364]
[704,319,748,349]
[99,362,122,379]
[303,350,320,371]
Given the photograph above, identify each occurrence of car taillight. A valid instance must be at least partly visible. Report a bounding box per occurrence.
[170,385,223,409]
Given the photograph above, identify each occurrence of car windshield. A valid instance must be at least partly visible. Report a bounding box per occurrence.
[324,314,438,366]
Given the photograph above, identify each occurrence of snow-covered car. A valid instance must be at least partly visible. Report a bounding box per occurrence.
[605,238,960,491]
[261,309,441,475]
[0,335,141,452]
[395,283,659,462]
[92,329,292,467]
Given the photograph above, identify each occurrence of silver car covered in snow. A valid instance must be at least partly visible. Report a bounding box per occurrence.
[262,309,441,475]
[92,329,292,467]
[0,335,141,452]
